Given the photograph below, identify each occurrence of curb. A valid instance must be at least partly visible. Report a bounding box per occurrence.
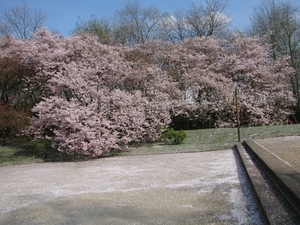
[234,143,270,224]
[244,139,300,213]
[235,140,300,224]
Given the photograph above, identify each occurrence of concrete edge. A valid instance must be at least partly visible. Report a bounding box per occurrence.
[243,139,300,213]
[234,143,270,225]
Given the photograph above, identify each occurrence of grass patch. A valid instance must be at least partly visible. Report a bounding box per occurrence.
[121,124,300,156]
[0,145,41,166]
[1,124,299,165]
[0,138,61,166]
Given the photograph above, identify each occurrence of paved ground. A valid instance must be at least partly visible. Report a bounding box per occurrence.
[256,136,300,173]
[240,138,300,224]
[0,150,262,225]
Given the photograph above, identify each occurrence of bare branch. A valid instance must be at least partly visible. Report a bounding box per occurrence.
[186,0,231,37]
[112,0,161,45]
[1,2,46,39]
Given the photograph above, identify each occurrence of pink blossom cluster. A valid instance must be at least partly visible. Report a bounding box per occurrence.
[0,29,295,156]
[124,35,295,127]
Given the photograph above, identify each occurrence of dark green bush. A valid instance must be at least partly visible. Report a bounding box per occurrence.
[161,128,187,144]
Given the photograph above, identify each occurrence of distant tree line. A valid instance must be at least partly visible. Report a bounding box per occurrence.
[72,0,232,45]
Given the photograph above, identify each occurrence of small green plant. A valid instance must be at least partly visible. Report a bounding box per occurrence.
[162,128,187,145]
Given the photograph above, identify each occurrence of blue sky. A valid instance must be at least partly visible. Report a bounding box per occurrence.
[0,0,297,36]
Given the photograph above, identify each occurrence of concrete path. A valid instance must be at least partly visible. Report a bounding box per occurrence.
[256,136,300,173]
[242,136,300,223]
[0,150,262,225]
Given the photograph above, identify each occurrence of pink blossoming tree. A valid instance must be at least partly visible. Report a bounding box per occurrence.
[0,28,295,156]
[132,35,295,127]
[25,30,175,156]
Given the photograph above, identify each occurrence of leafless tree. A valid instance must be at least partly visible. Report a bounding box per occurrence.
[156,0,231,42]
[249,0,300,110]
[72,15,112,44]
[186,0,231,37]
[0,2,46,39]
[158,10,189,43]
[112,0,161,45]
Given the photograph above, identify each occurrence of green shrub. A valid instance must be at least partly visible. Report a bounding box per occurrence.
[162,128,187,144]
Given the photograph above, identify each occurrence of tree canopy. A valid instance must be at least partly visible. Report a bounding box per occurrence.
[0,0,298,157]
[0,28,294,155]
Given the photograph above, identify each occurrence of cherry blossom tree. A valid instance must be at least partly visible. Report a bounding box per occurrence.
[25,30,175,156]
[1,27,295,157]
[218,34,295,126]
[130,35,295,127]
[0,29,65,112]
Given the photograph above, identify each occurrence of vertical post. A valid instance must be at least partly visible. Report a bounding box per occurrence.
[233,77,241,142]
[235,87,241,142]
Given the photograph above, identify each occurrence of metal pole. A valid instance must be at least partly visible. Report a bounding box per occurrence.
[235,86,241,142]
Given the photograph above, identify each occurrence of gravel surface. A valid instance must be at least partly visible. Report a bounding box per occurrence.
[0,150,262,225]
